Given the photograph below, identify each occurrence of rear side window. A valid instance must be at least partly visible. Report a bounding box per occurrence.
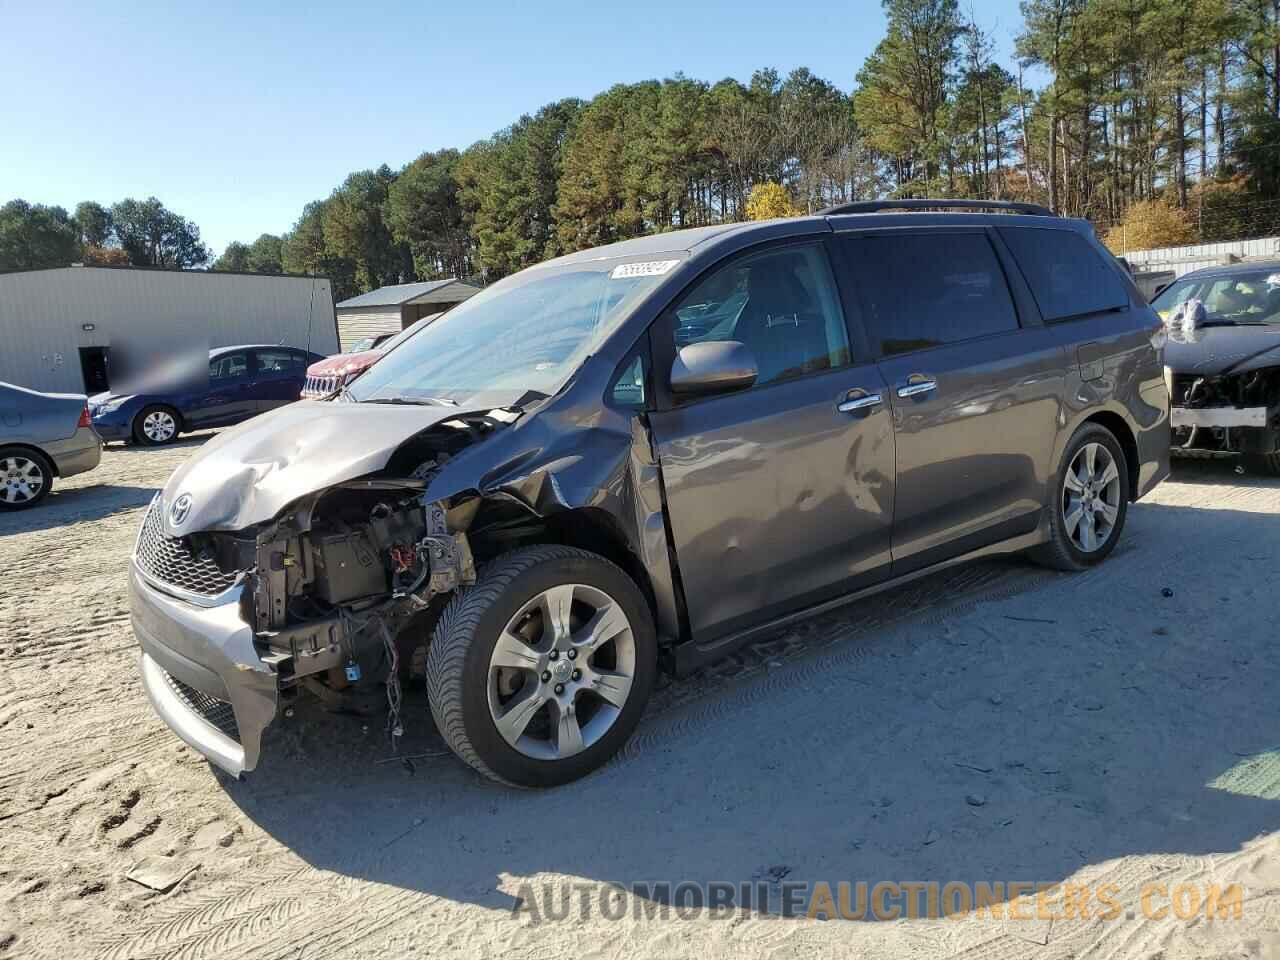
[839,233,1020,357]
[999,227,1128,321]
[256,350,303,373]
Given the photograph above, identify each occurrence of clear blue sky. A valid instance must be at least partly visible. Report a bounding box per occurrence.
[1,0,1027,256]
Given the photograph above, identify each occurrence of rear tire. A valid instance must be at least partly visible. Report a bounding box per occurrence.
[1031,423,1129,571]
[0,447,54,510]
[426,545,657,787]
[132,405,181,446]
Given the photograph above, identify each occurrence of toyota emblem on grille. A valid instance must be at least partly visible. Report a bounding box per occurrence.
[170,494,193,526]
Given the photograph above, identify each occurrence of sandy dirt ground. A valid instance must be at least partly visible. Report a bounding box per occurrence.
[1,437,1278,960]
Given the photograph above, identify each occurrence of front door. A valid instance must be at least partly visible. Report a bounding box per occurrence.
[834,228,1065,574]
[647,240,896,643]
[253,349,306,412]
[188,351,256,427]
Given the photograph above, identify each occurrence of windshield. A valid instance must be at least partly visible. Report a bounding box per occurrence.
[347,256,682,404]
[1151,269,1280,324]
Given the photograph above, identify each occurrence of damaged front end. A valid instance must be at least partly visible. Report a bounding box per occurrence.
[1169,367,1280,455]
[131,406,518,776]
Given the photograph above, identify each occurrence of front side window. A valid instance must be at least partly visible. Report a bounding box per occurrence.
[348,257,681,404]
[840,233,1020,357]
[999,226,1128,321]
[669,243,850,387]
[209,353,248,380]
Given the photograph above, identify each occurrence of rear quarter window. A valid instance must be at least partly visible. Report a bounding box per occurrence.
[999,227,1129,322]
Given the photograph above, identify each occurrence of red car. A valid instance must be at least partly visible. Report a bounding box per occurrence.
[302,307,452,399]
[301,335,389,399]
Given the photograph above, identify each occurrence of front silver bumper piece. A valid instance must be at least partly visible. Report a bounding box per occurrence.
[1171,405,1268,429]
[130,563,277,776]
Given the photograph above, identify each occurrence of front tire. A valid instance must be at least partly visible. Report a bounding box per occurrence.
[0,447,54,510]
[1031,423,1129,571]
[133,405,181,446]
[426,545,657,787]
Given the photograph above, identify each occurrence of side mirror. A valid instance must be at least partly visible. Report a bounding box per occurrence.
[670,341,758,397]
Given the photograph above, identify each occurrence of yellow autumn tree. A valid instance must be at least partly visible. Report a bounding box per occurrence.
[745,182,802,221]
[1103,199,1196,253]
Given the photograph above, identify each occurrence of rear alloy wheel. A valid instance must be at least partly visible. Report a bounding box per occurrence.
[133,406,180,446]
[0,448,53,510]
[426,545,656,787]
[1031,424,1129,571]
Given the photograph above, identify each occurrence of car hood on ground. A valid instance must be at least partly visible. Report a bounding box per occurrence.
[160,399,499,535]
[1165,324,1280,376]
[306,351,381,377]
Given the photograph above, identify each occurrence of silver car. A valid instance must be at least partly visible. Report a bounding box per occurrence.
[0,381,103,509]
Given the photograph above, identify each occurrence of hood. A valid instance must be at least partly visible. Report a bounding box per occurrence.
[1165,324,1280,376]
[307,350,381,377]
[160,400,488,535]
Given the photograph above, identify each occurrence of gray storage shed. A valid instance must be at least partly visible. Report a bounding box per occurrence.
[0,265,337,394]
[335,279,481,351]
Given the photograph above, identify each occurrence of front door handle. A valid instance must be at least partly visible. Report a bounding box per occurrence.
[837,390,883,413]
[897,375,937,398]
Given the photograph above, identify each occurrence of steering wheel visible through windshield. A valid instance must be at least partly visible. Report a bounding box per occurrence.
[347,256,682,405]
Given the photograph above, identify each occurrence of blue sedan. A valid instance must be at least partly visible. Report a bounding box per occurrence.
[91,344,325,446]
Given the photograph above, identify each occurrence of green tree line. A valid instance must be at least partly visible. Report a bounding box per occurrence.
[10,0,1280,287]
[0,197,210,271]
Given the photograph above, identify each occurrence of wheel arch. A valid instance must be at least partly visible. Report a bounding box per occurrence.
[0,443,57,476]
[132,402,186,437]
[466,499,662,639]
[1081,410,1140,501]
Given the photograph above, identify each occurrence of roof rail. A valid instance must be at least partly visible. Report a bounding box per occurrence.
[819,198,1056,217]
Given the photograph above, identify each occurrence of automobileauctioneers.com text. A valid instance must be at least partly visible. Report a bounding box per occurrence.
[510,879,1245,924]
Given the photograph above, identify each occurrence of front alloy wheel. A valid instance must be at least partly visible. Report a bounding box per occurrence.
[426,545,657,787]
[487,583,637,761]
[134,406,179,446]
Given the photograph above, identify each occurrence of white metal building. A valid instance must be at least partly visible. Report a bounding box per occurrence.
[335,279,481,351]
[1121,235,1280,279]
[0,265,338,394]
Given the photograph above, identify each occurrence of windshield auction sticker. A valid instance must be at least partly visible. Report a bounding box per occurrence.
[611,259,680,279]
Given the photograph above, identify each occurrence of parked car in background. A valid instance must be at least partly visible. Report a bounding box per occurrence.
[1151,262,1280,473]
[130,199,1169,787]
[1,381,101,509]
[301,315,443,399]
[91,345,324,446]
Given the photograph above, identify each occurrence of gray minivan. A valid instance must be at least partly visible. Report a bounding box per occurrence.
[130,200,1170,786]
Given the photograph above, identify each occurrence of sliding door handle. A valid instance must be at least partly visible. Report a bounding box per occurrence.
[837,391,883,413]
[897,376,937,398]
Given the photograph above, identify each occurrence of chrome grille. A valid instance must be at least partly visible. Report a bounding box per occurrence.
[135,499,239,597]
[302,373,341,399]
[164,669,240,741]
